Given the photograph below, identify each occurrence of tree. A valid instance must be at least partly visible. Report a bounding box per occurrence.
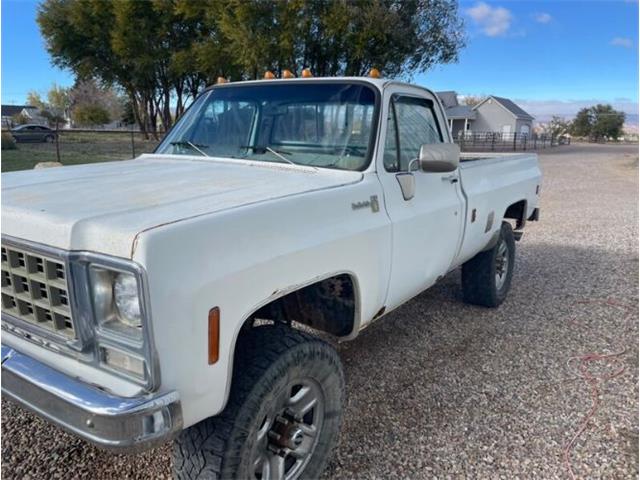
[570,104,625,141]
[571,108,593,137]
[120,98,136,125]
[68,78,122,126]
[215,0,465,78]
[73,104,111,126]
[27,86,68,162]
[27,85,71,123]
[11,113,30,125]
[40,109,67,163]
[591,104,625,140]
[460,95,486,107]
[47,83,71,115]
[543,116,570,138]
[38,0,466,137]
[26,91,47,110]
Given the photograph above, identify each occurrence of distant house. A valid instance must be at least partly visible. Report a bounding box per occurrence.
[436,91,476,138]
[436,93,534,137]
[1,105,45,128]
[472,96,534,136]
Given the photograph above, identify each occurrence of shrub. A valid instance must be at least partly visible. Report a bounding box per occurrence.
[1,132,16,150]
[73,104,111,127]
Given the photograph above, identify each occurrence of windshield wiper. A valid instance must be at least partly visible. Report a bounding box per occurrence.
[265,146,295,165]
[170,140,210,157]
[241,145,297,165]
[241,145,320,170]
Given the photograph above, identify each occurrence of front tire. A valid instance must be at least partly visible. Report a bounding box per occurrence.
[174,325,345,480]
[461,221,515,307]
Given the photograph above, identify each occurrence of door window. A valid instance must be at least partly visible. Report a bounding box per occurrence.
[384,96,442,172]
[383,104,399,171]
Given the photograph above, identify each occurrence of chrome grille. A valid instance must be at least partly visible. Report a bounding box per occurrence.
[1,243,75,338]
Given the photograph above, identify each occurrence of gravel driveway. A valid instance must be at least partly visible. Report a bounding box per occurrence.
[2,143,638,479]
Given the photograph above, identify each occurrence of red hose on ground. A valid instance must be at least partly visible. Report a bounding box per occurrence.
[562,298,633,480]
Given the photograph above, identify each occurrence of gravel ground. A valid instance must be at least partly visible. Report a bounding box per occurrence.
[2,143,638,479]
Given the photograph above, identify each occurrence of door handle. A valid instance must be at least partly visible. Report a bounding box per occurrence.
[441,174,458,184]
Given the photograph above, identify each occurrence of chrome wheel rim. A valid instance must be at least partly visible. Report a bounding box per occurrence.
[495,239,509,290]
[251,379,324,480]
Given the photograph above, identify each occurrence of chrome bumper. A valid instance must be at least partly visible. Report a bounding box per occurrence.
[1,345,182,452]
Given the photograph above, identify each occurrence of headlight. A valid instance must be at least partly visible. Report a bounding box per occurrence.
[89,266,143,341]
[69,254,155,388]
[113,272,142,327]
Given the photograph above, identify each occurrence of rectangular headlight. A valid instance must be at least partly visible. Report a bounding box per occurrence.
[89,266,143,341]
[84,258,154,388]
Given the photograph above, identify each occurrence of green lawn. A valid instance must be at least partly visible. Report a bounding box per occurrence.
[1,132,159,172]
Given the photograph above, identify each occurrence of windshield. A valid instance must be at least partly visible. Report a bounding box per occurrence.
[156,82,378,171]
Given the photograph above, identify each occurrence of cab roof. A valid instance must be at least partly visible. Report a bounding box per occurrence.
[205,76,435,97]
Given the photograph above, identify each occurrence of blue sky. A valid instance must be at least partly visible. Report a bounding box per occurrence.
[2,0,638,120]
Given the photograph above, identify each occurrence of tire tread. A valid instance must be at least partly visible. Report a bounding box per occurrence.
[461,222,515,308]
[174,326,342,480]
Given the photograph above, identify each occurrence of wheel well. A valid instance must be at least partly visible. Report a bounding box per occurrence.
[245,274,357,337]
[504,200,527,230]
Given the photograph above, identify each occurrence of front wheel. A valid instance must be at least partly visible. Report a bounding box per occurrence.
[174,326,345,480]
[461,221,516,307]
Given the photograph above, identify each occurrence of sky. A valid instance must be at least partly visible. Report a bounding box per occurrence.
[418,0,639,122]
[1,0,638,122]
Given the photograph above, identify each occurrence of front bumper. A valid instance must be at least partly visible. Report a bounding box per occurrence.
[1,345,182,452]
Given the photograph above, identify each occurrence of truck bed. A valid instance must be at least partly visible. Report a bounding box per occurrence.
[460,152,536,163]
[454,152,541,266]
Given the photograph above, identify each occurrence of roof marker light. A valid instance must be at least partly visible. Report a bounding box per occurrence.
[301,68,313,78]
[216,77,227,84]
[282,69,295,79]
[369,68,381,78]
[264,71,276,79]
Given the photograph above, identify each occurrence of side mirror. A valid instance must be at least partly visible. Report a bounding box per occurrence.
[419,143,460,173]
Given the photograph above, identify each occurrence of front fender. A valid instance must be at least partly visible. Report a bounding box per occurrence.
[133,176,391,427]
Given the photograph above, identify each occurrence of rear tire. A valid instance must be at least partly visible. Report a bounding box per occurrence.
[461,222,515,307]
[173,325,345,480]
[44,135,55,143]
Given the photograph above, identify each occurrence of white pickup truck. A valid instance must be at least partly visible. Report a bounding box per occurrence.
[1,76,541,479]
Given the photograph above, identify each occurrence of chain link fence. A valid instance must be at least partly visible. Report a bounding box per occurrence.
[1,129,161,172]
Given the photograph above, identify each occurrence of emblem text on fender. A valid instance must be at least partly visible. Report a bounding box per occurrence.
[352,195,380,213]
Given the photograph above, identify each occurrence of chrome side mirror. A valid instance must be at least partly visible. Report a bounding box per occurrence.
[419,143,460,173]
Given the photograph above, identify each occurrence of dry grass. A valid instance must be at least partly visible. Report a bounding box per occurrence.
[1,131,158,172]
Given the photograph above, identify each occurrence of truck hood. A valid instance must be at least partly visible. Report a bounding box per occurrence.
[2,154,363,258]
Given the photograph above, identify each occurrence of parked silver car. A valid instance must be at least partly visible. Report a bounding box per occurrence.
[10,124,56,143]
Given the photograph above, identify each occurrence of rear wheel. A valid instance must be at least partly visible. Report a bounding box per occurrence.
[174,325,345,480]
[461,222,515,307]
[44,134,55,143]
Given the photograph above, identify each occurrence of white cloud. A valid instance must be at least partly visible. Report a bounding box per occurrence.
[533,12,552,24]
[465,2,512,37]
[610,37,634,48]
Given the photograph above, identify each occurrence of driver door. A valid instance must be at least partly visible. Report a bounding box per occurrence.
[378,89,465,310]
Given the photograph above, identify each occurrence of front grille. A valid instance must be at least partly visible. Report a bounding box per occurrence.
[1,243,75,338]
